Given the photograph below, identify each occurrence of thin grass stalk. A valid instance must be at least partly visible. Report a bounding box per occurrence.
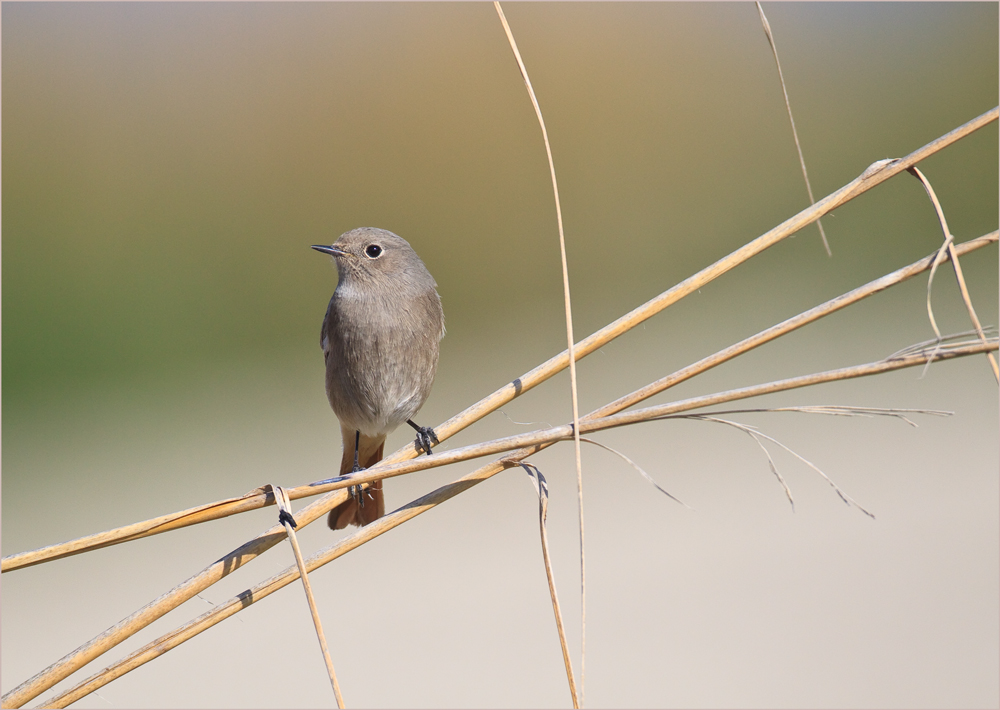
[906,167,999,380]
[521,463,580,708]
[41,339,997,707]
[691,415,865,514]
[492,4,588,697]
[579,436,694,509]
[701,415,797,508]
[943,244,998,380]
[272,486,345,708]
[704,405,953,423]
[756,1,830,255]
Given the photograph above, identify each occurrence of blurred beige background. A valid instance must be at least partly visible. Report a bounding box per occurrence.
[2,3,997,708]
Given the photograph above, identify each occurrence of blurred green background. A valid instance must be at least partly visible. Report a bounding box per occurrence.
[3,3,997,708]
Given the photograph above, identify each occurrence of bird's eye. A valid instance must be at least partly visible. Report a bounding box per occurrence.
[365,244,383,259]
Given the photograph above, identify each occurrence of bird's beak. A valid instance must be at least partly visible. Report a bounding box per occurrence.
[311,244,352,258]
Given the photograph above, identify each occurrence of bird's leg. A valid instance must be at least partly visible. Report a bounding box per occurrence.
[350,429,364,508]
[407,419,439,456]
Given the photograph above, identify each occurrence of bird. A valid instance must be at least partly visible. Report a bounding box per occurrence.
[312,227,445,529]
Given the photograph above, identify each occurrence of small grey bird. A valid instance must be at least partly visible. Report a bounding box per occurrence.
[312,227,445,529]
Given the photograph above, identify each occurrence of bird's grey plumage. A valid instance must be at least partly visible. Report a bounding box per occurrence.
[314,227,444,529]
[320,228,444,436]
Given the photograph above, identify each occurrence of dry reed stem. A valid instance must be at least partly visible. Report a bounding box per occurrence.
[756,2,830,256]
[38,338,997,708]
[36,463,523,709]
[492,4,588,701]
[348,340,1000,475]
[906,167,999,381]
[248,332,1000,493]
[294,337,998,509]
[889,328,998,360]
[4,106,994,578]
[1,488,280,572]
[586,232,997,419]
[402,104,997,463]
[5,113,996,707]
[596,341,995,427]
[708,405,952,426]
[4,231,995,576]
[2,488,349,709]
[37,598,255,709]
[271,486,345,708]
[521,463,580,708]
[204,232,1000,494]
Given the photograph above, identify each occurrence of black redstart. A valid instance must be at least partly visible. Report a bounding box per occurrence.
[312,227,445,529]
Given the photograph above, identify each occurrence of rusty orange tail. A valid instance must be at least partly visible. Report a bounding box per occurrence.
[328,427,386,530]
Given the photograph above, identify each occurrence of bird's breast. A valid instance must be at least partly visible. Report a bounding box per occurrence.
[323,289,442,436]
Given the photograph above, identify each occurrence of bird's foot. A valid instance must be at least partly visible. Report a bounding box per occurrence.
[349,480,379,509]
[350,430,364,507]
[407,419,439,455]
